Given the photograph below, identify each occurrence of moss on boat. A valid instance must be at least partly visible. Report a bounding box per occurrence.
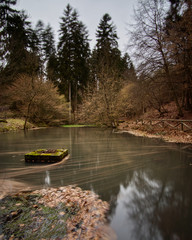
[25,149,68,163]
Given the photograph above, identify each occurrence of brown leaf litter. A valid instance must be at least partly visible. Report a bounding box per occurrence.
[0,185,117,240]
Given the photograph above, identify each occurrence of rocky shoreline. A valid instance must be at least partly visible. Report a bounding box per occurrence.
[0,185,116,240]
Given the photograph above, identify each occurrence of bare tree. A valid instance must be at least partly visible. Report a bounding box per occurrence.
[129,0,183,116]
[165,0,192,111]
[8,75,68,129]
[117,82,145,118]
[79,64,125,126]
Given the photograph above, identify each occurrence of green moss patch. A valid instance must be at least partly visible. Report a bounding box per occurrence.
[0,118,34,132]
[0,186,110,239]
[0,192,77,239]
[61,124,97,128]
[25,149,68,163]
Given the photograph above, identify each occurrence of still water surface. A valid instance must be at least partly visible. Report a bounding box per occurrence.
[0,127,192,240]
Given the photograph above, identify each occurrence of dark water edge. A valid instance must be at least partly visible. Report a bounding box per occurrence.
[0,127,192,240]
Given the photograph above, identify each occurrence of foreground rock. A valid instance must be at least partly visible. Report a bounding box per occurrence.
[0,185,116,239]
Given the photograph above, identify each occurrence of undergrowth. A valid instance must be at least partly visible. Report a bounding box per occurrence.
[0,192,78,239]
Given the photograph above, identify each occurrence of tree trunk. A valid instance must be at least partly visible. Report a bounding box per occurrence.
[24,93,36,130]
[24,99,33,130]
[69,82,72,123]
[159,45,183,116]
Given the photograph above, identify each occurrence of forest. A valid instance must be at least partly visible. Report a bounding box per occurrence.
[0,0,192,128]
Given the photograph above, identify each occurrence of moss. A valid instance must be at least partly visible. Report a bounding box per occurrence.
[0,192,76,239]
[0,118,35,132]
[25,149,68,163]
[61,124,97,128]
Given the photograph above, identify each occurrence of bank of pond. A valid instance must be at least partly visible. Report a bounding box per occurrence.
[0,127,192,239]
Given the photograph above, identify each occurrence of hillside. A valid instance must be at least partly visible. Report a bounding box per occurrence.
[118,102,192,144]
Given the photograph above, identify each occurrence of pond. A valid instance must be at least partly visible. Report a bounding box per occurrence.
[0,127,192,240]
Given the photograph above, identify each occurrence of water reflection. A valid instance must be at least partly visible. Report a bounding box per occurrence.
[44,170,51,187]
[110,161,192,240]
[0,128,192,239]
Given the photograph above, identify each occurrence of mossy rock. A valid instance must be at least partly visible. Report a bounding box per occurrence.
[25,149,68,163]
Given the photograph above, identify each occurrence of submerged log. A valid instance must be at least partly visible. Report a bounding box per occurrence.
[25,149,68,163]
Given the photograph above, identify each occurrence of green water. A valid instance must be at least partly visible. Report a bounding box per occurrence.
[0,127,192,240]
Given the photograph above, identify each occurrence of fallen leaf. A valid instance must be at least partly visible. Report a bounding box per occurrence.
[59,211,65,216]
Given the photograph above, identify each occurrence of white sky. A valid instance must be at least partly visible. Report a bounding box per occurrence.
[16,0,138,53]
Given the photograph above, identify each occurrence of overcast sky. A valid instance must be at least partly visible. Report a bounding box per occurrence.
[16,0,138,52]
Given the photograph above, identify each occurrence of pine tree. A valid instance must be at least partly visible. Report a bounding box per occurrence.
[28,21,57,78]
[166,0,181,23]
[96,14,118,53]
[42,24,57,83]
[91,13,130,89]
[57,4,90,115]
[95,13,119,69]
[0,0,17,20]
[0,10,45,85]
[0,0,17,35]
[121,53,137,81]
[32,20,45,75]
[0,0,17,68]
[82,13,135,126]
[0,11,33,84]
[42,24,56,62]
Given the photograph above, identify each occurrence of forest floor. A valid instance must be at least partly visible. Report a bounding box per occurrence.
[118,121,192,144]
[118,102,192,144]
[0,118,35,132]
[0,186,115,240]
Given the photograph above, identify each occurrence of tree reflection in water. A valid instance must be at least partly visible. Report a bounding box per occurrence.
[111,164,192,240]
[44,170,51,187]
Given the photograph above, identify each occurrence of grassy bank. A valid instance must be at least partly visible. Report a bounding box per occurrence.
[0,186,111,239]
[0,119,98,132]
[0,119,35,132]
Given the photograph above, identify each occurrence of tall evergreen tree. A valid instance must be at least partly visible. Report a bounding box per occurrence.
[166,0,181,23]
[0,11,34,84]
[95,13,119,69]
[121,53,137,81]
[42,24,56,61]
[0,9,47,85]
[0,0,17,22]
[31,20,45,75]
[42,24,57,83]
[91,13,131,90]
[28,21,57,78]
[57,4,90,114]
[82,14,136,126]
[96,14,118,55]
[0,0,17,68]
[35,20,44,47]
